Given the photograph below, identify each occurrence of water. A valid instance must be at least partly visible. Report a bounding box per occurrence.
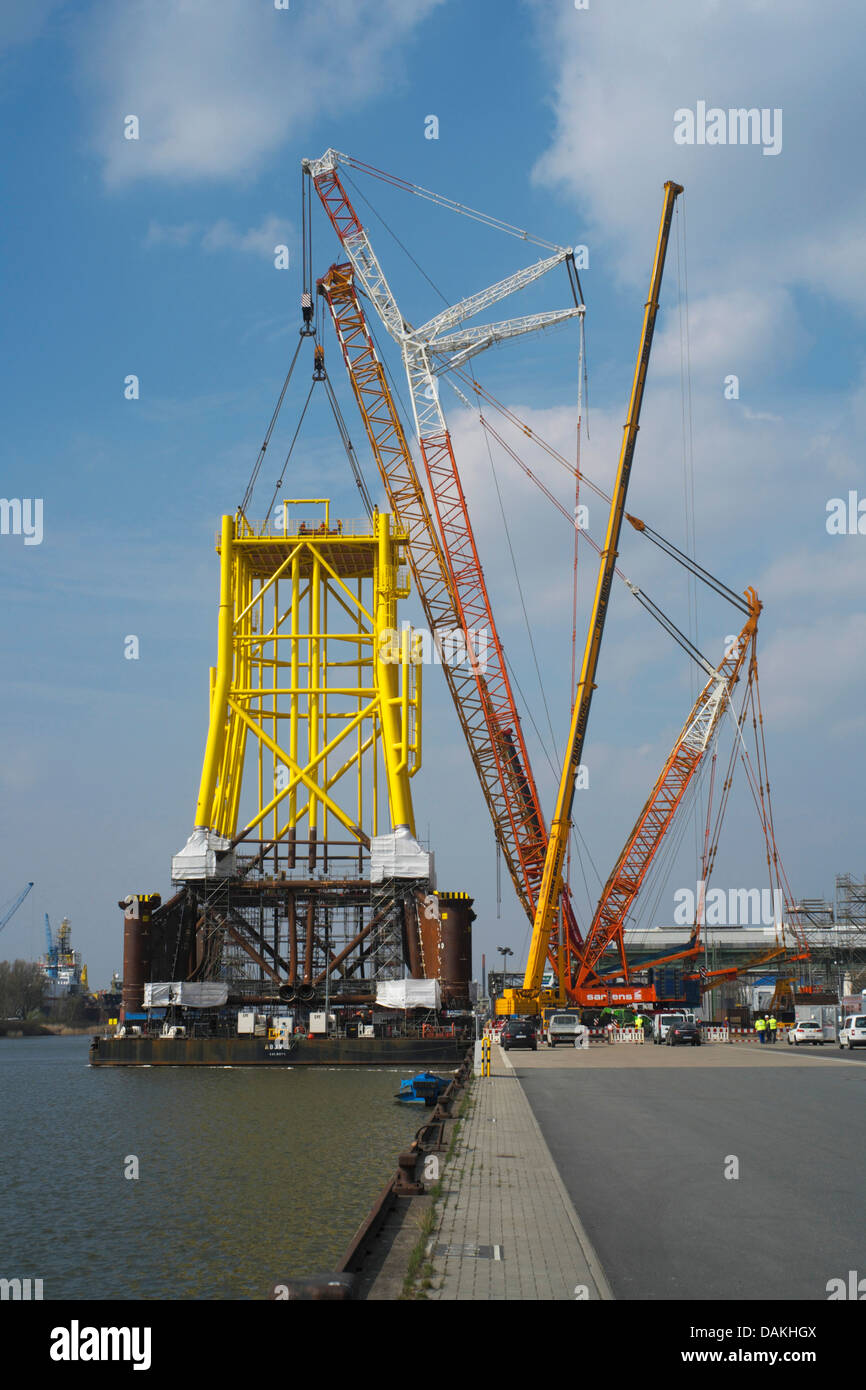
[0,1036,422,1299]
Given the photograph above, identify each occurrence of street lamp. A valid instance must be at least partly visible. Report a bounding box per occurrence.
[498,945,513,987]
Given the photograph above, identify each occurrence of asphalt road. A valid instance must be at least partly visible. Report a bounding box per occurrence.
[511,1043,866,1300]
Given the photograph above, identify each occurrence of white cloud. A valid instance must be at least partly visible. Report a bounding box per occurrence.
[201,215,290,256]
[652,287,800,379]
[529,0,866,319]
[78,0,445,185]
[757,612,866,730]
[145,215,293,256]
[145,220,199,248]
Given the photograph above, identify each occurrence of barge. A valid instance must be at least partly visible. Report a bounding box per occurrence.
[89,1032,468,1068]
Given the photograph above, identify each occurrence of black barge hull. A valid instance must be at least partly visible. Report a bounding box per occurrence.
[89,1035,467,1067]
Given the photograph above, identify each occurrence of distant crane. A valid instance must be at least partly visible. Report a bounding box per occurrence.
[44,913,58,977]
[0,882,34,936]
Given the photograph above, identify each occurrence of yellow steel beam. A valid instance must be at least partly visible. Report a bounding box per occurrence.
[194,514,235,828]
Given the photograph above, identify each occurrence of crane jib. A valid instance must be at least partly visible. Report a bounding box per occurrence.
[509,179,682,1009]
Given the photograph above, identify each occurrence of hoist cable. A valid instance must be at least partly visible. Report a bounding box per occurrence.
[321,369,374,519]
[239,333,306,519]
[262,379,318,523]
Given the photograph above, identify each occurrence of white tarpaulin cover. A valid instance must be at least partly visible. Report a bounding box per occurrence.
[144,982,228,1008]
[375,979,441,1010]
[370,829,435,884]
[171,827,236,882]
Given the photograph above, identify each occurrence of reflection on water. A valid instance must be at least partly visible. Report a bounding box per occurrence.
[0,1036,422,1300]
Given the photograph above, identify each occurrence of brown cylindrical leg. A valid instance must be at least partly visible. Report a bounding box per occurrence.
[120,894,158,1021]
[288,894,298,985]
[403,897,423,979]
[303,900,315,984]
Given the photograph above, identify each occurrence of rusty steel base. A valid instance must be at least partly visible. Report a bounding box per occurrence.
[89,1034,467,1067]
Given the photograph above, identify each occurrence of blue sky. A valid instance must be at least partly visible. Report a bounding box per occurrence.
[1,0,864,984]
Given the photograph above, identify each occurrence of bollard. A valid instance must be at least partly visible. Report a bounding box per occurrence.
[395,1147,424,1195]
[481,1034,491,1077]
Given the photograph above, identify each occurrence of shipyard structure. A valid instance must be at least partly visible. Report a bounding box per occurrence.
[92,502,473,1066]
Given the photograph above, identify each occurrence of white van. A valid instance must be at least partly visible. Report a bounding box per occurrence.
[652,1011,687,1045]
[546,1014,586,1047]
[839,1015,866,1050]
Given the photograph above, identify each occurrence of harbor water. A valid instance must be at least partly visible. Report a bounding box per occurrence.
[0,1035,422,1299]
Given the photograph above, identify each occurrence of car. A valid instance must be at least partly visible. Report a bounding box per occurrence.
[787,1020,827,1046]
[666,1020,701,1046]
[546,1014,586,1047]
[839,1014,866,1050]
[652,1011,687,1044]
[501,1016,538,1051]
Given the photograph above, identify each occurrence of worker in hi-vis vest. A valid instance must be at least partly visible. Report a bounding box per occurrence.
[768,1014,778,1043]
[635,1013,644,1044]
[756,1015,767,1044]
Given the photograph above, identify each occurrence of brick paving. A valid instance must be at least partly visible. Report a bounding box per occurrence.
[425,1044,612,1300]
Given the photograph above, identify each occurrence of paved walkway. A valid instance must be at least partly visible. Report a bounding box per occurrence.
[425,1044,612,1300]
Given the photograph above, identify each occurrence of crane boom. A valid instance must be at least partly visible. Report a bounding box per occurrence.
[502,180,683,1013]
[0,881,34,934]
[575,591,761,988]
[308,155,585,954]
[318,261,582,956]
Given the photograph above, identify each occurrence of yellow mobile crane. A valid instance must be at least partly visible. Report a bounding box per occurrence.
[499,179,683,1016]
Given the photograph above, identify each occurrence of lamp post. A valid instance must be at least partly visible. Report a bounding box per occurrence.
[498,945,513,994]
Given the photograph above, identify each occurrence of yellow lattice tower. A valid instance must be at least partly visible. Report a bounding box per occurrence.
[172,500,423,881]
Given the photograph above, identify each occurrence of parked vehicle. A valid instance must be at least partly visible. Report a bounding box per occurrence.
[666,1019,702,1047]
[793,1003,837,1042]
[501,1016,538,1051]
[839,1015,866,1050]
[546,1014,586,1047]
[787,1021,827,1047]
[652,1011,687,1044]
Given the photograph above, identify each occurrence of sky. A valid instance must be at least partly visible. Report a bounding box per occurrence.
[1,0,864,987]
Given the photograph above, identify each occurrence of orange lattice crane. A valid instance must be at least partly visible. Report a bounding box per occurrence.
[307,157,585,962]
[574,591,761,991]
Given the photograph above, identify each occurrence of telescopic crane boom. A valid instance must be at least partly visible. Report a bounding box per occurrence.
[501,179,683,1015]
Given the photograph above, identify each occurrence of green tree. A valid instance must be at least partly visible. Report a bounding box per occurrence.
[0,960,46,1019]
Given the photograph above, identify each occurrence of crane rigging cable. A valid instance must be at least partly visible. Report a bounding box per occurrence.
[239,334,306,518]
[461,404,723,674]
[322,150,569,253]
[444,364,750,620]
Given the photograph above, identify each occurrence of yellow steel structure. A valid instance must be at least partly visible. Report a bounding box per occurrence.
[192,501,421,859]
[499,179,683,1016]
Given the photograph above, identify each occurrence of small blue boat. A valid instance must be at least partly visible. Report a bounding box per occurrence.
[395,1071,451,1106]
